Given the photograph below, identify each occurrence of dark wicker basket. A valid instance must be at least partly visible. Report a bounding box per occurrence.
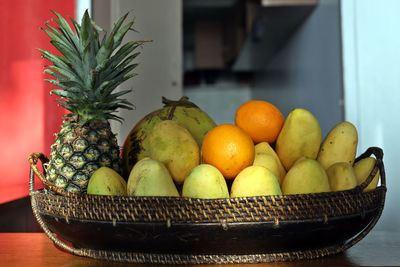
[28,147,386,264]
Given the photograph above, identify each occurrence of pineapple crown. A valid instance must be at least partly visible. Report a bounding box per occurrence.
[39,10,148,122]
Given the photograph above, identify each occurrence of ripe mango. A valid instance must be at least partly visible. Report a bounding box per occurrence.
[353,157,380,192]
[254,142,286,183]
[87,167,127,196]
[148,120,200,184]
[230,166,282,197]
[253,153,281,185]
[317,121,358,170]
[182,164,229,199]
[276,108,322,170]
[282,158,330,195]
[127,158,179,197]
[326,162,357,192]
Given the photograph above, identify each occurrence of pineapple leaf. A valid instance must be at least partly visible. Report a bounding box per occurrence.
[90,18,104,32]
[44,69,66,81]
[109,89,133,99]
[94,81,111,97]
[112,20,134,50]
[100,32,108,48]
[94,58,110,73]
[50,10,81,55]
[42,23,79,56]
[94,53,137,89]
[110,12,129,37]
[100,42,138,79]
[50,40,84,74]
[60,80,85,90]
[69,16,81,36]
[45,79,70,90]
[47,65,83,84]
[50,89,81,101]
[95,32,114,67]
[80,10,90,45]
[39,49,70,67]
[81,10,98,71]
[116,104,134,110]
[39,10,146,122]
[100,70,137,96]
[107,114,124,123]
[41,27,70,49]
[45,78,84,92]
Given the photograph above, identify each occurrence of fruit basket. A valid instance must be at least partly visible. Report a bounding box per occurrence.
[28,147,386,264]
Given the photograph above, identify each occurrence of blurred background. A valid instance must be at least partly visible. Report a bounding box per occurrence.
[0,0,398,233]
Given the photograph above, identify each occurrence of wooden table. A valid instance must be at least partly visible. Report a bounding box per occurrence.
[0,231,399,267]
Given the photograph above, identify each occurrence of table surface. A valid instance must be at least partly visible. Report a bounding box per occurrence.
[0,231,399,267]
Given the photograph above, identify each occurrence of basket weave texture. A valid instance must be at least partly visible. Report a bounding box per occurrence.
[34,186,383,224]
[29,147,386,264]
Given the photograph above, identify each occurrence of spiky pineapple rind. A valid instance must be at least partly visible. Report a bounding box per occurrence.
[46,116,121,193]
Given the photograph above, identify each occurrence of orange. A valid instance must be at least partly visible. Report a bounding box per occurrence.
[235,100,284,144]
[201,124,255,179]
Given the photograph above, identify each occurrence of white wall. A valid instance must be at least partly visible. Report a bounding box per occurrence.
[342,0,400,231]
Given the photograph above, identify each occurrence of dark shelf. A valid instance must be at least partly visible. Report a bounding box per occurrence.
[183,0,318,72]
[233,3,318,71]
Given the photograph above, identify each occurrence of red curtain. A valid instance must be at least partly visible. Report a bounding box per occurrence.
[0,0,76,203]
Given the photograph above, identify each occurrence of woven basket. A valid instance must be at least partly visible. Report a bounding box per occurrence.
[28,147,386,264]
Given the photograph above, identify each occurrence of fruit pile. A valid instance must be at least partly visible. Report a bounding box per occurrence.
[88,97,379,199]
[38,11,378,199]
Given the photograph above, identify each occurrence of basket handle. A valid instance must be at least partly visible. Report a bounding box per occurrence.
[338,147,387,253]
[29,153,84,256]
[28,152,68,196]
[354,146,386,191]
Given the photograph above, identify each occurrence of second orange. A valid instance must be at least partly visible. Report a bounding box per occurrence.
[235,100,284,144]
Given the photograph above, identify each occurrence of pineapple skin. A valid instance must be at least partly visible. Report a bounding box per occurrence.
[46,116,121,193]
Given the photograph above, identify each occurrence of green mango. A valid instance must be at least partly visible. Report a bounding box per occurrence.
[127,158,179,197]
[87,167,127,196]
[182,164,229,199]
[148,120,200,184]
[121,96,216,177]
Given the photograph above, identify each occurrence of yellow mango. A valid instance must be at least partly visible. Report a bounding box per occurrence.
[281,158,330,195]
[276,108,322,170]
[254,142,286,182]
[230,166,282,197]
[353,157,380,191]
[326,162,357,192]
[253,153,281,185]
[317,121,358,170]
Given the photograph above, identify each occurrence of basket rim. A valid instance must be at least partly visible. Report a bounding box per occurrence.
[28,146,386,199]
[32,183,386,202]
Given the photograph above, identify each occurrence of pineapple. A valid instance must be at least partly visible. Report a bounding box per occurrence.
[39,10,145,193]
